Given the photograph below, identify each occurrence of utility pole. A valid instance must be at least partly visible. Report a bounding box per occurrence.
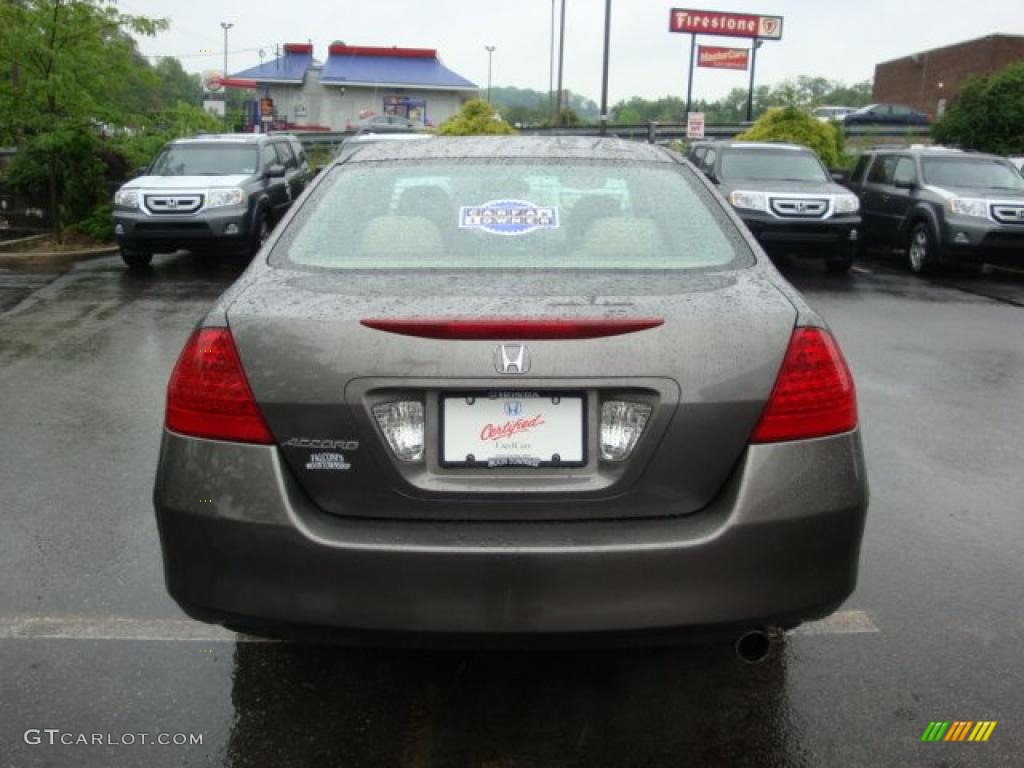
[485,45,496,103]
[556,0,567,123]
[599,0,611,135]
[221,22,233,127]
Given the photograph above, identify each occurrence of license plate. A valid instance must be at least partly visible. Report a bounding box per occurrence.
[441,392,585,467]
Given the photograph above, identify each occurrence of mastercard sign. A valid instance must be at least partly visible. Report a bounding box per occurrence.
[698,46,750,70]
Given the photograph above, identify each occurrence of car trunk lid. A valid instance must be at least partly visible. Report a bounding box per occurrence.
[226,267,797,521]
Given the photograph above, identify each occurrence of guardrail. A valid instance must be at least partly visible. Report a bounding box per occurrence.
[287,122,932,155]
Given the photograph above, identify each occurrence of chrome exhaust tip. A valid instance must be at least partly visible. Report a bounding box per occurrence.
[735,629,773,664]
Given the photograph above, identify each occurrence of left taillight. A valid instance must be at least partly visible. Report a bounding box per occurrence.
[750,327,857,444]
[165,328,274,444]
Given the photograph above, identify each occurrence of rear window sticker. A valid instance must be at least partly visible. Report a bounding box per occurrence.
[459,200,560,236]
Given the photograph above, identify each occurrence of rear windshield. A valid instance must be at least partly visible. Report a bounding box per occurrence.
[271,160,751,271]
[149,145,259,176]
[922,158,1024,190]
[720,149,829,182]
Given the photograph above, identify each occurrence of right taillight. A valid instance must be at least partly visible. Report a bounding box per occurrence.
[165,328,273,444]
[751,327,857,444]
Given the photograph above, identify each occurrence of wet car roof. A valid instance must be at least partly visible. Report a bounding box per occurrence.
[337,135,675,164]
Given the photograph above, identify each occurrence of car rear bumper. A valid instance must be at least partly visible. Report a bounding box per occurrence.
[154,429,868,637]
[112,207,252,253]
[739,213,860,255]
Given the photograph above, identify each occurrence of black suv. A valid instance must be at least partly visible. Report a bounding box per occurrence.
[690,141,862,273]
[846,147,1024,273]
[112,133,313,268]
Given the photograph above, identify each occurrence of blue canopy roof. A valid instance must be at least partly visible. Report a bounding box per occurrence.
[230,51,313,84]
[321,49,477,91]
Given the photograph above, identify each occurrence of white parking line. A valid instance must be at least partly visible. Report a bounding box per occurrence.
[0,611,878,642]
[790,610,879,635]
[0,616,274,643]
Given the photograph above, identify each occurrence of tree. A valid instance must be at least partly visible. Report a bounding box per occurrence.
[932,62,1024,154]
[0,0,167,238]
[737,106,844,167]
[437,99,517,136]
[114,103,224,169]
[608,78,872,126]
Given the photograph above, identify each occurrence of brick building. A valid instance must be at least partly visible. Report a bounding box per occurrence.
[873,34,1024,117]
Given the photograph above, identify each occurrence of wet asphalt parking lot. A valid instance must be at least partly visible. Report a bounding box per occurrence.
[0,250,1021,767]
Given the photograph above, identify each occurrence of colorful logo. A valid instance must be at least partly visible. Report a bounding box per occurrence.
[503,400,523,417]
[459,200,559,236]
[921,721,997,742]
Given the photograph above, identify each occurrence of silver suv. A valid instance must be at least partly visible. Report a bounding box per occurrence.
[111,133,313,268]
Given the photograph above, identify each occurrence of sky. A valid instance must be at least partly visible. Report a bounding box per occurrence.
[120,0,1024,104]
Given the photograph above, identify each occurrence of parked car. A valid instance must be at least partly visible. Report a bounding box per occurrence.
[846,147,1024,273]
[692,141,862,273]
[843,104,929,126]
[335,131,433,160]
[812,105,858,123]
[685,139,720,168]
[112,133,313,268]
[348,115,423,131]
[155,136,868,651]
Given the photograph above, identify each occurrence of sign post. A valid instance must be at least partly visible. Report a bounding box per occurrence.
[670,8,783,124]
[746,39,764,122]
[685,36,697,117]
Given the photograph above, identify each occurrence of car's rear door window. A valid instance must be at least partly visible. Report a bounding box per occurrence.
[271,160,751,271]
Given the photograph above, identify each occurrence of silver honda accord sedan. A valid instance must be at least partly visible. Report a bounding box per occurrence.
[154,136,868,647]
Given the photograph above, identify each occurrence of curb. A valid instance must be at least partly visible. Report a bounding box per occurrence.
[0,233,50,252]
[0,246,119,271]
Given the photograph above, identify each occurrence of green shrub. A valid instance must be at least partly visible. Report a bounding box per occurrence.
[737,106,843,167]
[69,203,114,242]
[437,100,517,136]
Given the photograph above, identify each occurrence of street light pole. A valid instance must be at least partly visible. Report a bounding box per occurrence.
[549,0,556,121]
[485,45,496,103]
[221,22,233,82]
[599,0,611,135]
[221,22,233,127]
[556,0,567,122]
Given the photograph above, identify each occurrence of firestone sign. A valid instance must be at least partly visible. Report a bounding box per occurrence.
[669,8,784,40]
[698,46,750,70]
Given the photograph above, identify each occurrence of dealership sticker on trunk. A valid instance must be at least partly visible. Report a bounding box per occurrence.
[459,200,559,235]
[305,452,352,471]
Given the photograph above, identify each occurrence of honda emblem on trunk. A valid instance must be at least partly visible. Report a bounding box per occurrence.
[495,345,530,374]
